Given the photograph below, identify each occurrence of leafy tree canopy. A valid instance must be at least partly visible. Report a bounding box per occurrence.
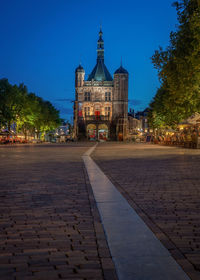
[0,78,62,138]
[149,0,200,128]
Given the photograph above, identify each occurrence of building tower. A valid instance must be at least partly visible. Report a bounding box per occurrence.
[73,28,129,141]
[74,64,85,139]
[113,64,129,140]
[75,64,85,88]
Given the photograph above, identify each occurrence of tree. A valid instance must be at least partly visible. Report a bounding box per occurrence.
[16,92,40,139]
[34,98,61,139]
[0,79,24,132]
[0,78,62,139]
[149,0,200,128]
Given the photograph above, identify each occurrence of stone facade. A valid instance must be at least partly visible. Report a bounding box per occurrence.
[74,28,129,141]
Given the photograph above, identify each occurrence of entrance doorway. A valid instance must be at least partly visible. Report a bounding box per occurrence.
[98,124,108,141]
[87,124,97,140]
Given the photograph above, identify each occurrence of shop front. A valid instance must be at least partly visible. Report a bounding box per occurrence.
[87,123,109,141]
[87,124,97,140]
[98,124,108,141]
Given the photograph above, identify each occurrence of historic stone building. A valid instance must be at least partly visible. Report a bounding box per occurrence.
[74,28,129,141]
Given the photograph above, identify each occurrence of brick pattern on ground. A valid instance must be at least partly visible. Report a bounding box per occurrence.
[93,143,200,280]
[0,143,117,280]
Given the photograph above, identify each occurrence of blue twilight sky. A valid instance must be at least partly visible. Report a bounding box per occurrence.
[0,0,178,121]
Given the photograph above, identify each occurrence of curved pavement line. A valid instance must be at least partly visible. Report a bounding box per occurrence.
[82,144,191,280]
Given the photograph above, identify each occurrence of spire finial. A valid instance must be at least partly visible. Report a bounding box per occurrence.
[99,23,103,37]
[121,56,122,67]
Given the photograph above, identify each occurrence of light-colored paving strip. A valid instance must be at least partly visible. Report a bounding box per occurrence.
[82,144,191,280]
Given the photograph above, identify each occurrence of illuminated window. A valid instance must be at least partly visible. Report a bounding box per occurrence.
[105,92,111,101]
[105,107,110,116]
[84,92,91,101]
[84,107,90,116]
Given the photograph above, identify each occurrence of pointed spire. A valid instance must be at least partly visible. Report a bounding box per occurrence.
[121,56,123,67]
[97,25,104,62]
[99,23,103,36]
[87,26,113,81]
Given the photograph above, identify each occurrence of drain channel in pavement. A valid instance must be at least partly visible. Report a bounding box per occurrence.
[82,144,190,280]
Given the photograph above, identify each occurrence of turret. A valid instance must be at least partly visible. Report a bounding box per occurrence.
[75,64,85,87]
[112,64,129,140]
[113,65,128,119]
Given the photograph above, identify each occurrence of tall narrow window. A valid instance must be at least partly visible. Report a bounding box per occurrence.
[84,92,91,101]
[105,107,111,116]
[105,92,111,101]
[84,107,90,116]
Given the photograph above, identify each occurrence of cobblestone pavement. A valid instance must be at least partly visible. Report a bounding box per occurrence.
[93,143,200,280]
[0,143,117,280]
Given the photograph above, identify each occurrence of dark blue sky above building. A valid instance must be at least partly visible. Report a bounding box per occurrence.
[0,0,177,120]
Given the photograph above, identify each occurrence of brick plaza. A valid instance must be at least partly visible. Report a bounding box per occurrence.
[1,142,200,280]
[0,144,117,280]
[93,143,200,280]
